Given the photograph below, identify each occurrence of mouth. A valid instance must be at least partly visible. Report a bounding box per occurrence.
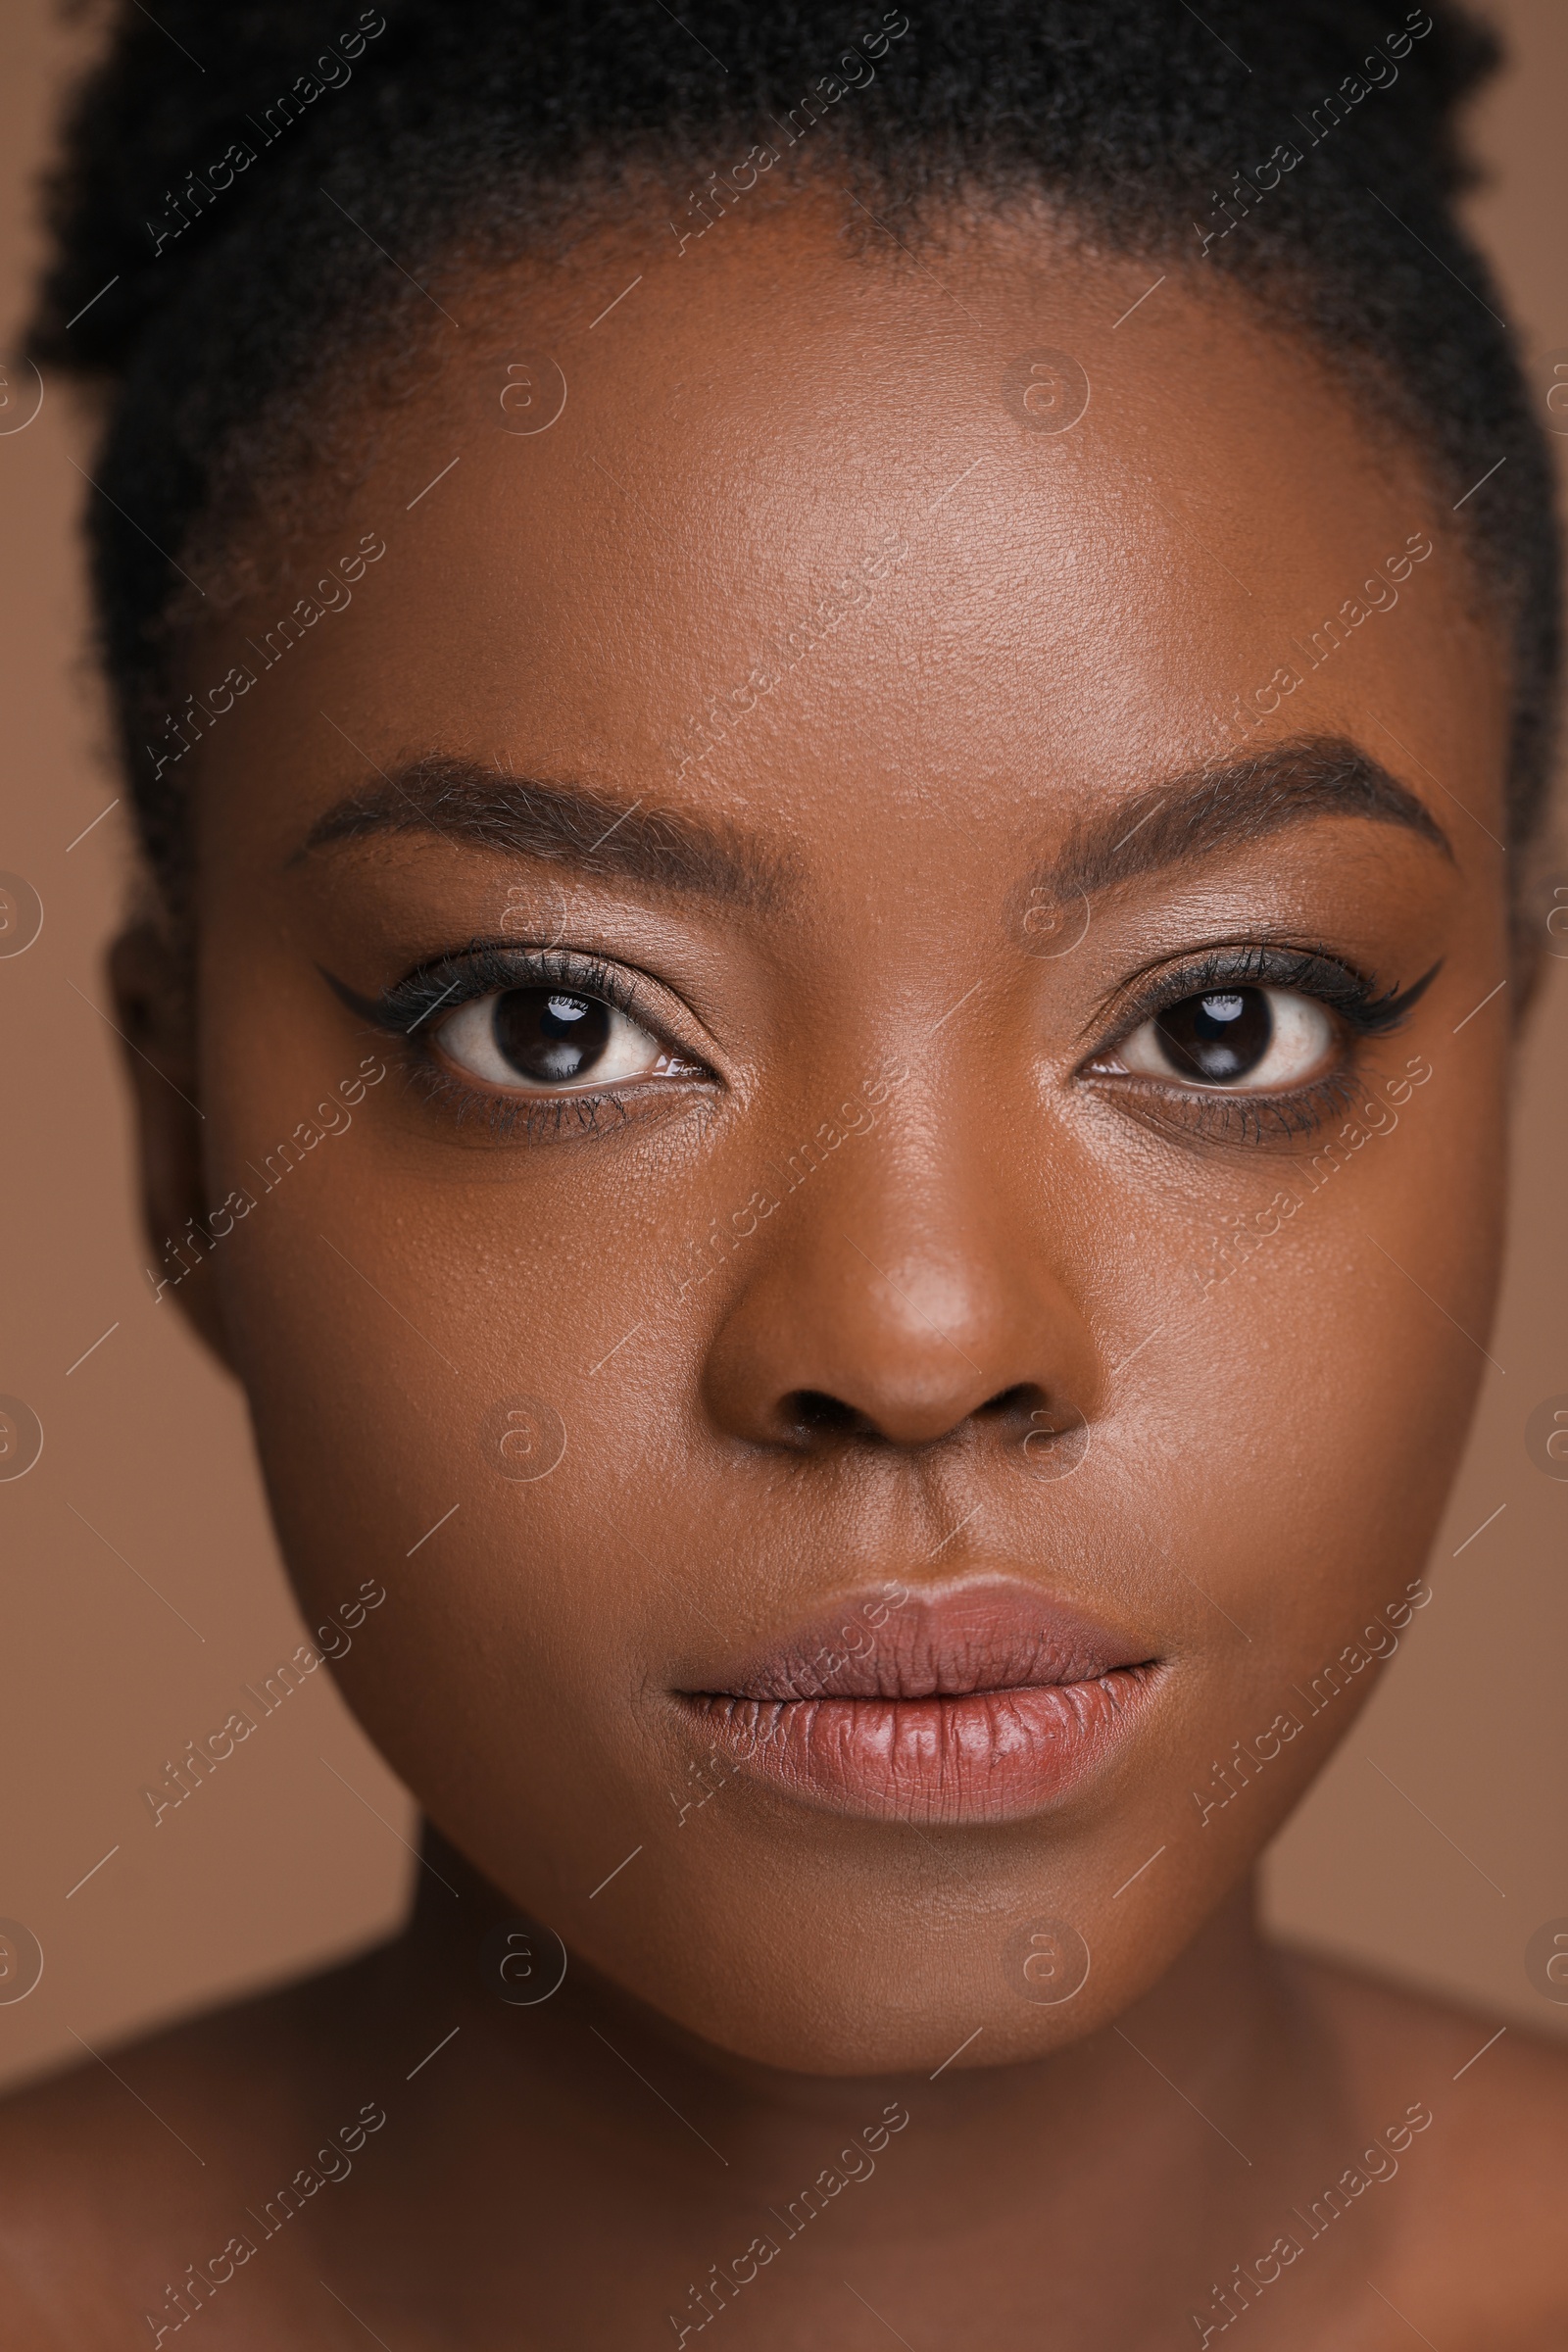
[675,1579,1163,1825]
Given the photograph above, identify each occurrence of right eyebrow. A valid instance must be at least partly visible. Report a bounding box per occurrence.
[291,755,793,911]
[1034,736,1455,905]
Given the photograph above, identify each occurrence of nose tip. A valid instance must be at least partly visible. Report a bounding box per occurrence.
[747,1238,1014,1447]
[705,1203,1100,1456]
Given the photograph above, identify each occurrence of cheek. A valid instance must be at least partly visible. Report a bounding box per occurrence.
[202,1043,696,1824]
[1131,1035,1504,1676]
[1085,1053,1506,1871]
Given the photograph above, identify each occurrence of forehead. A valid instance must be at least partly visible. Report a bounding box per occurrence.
[191,196,1509,867]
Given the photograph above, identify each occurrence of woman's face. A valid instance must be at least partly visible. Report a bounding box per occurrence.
[147,198,1511,2073]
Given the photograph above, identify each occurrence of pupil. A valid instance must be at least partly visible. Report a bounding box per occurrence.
[1155,987,1272,1083]
[492,989,610,1083]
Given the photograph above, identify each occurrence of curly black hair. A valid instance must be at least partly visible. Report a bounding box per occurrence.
[28,0,1559,899]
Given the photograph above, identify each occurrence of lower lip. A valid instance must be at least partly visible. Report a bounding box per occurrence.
[686,1670,1158,1826]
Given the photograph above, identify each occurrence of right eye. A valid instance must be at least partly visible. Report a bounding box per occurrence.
[435,986,683,1093]
[1105,985,1337,1092]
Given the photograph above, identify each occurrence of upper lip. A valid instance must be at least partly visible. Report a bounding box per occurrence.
[684,1577,1158,1703]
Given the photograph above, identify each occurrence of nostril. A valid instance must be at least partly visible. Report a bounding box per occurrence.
[780,1384,1058,1449]
[785,1389,878,1442]
[975,1383,1037,1419]
[974,1384,1055,1433]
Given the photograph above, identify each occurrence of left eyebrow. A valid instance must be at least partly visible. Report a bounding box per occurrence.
[290,755,792,911]
[1033,736,1455,905]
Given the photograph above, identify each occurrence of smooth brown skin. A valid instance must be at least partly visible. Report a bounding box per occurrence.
[3,188,1565,2346]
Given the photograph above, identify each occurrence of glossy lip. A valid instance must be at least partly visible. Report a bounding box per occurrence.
[676,1578,1163,1826]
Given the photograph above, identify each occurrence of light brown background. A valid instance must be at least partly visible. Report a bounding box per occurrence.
[2,1,1565,2092]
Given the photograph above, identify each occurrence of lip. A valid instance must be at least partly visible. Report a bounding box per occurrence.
[677,1579,1162,1826]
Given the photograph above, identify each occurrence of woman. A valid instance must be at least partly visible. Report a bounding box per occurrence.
[3,0,1563,2341]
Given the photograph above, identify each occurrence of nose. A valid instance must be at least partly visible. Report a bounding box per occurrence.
[701,1122,1102,1454]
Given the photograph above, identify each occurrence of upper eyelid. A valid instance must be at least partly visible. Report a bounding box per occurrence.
[370,944,723,1090]
[376,945,669,1031]
[348,936,1421,1073]
[1081,944,1366,1053]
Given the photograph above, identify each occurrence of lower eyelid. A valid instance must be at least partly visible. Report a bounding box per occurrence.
[1086,1065,1359,1148]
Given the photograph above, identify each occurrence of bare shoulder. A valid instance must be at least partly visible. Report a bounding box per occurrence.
[0,1950,393,2350]
[1279,1943,1568,2339]
[1280,1941,1568,2141]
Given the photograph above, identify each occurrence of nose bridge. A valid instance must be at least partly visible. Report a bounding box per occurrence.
[701,1061,1101,1449]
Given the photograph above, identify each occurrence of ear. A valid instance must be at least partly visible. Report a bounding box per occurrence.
[109,920,236,1372]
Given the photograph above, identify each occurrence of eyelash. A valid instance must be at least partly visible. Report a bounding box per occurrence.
[338,942,712,1142]
[333,938,1437,1150]
[1084,942,1438,1145]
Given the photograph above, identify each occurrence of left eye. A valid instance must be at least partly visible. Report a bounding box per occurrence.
[435,987,675,1092]
[1107,985,1335,1091]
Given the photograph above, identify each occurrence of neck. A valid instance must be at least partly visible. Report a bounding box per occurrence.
[387,1821,1341,2241]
